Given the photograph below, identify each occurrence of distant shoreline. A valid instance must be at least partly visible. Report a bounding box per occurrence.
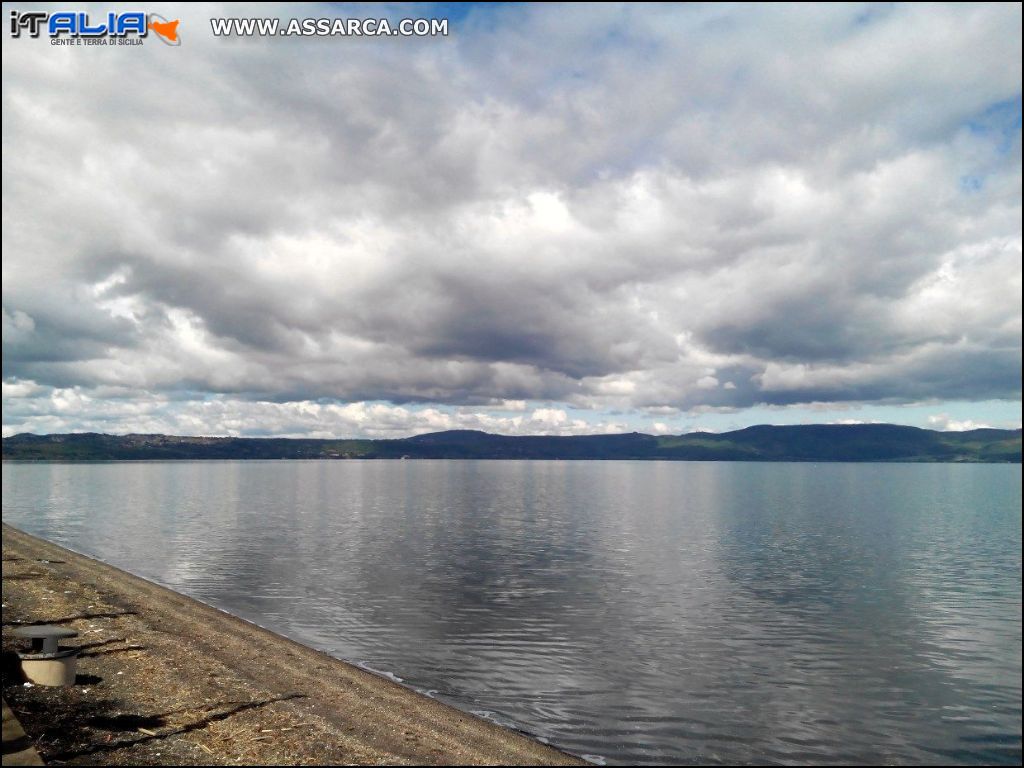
[3,456,1023,464]
[3,424,1021,462]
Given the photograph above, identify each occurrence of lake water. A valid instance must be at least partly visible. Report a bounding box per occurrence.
[2,460,1021,764]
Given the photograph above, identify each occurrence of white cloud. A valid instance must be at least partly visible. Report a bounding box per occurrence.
[0,384,631,438]
[927,413,992,432]
[2,3,1020,436]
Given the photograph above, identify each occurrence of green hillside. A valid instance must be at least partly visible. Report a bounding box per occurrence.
[2,425,1020,462]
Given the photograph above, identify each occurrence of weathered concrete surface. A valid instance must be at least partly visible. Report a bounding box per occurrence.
[2,698,44,766]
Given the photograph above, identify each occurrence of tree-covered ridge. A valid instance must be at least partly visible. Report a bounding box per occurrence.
[2,425,1020,462]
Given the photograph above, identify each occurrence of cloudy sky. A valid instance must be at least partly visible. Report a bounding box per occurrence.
[2,2,1021,438]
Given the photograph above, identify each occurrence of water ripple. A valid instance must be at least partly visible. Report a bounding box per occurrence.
[3,460,1020,765]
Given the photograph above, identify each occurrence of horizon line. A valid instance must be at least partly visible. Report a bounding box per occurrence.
[4,422,1022,442]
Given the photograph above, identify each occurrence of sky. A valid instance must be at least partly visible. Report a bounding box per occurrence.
[1,2,1021,438]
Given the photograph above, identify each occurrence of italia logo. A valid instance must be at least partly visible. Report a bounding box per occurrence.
[9,10,181,45]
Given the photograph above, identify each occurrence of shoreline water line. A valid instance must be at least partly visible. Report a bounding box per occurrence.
[1,523,588,766]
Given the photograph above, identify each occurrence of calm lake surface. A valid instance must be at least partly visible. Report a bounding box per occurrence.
[2,460,1021,764]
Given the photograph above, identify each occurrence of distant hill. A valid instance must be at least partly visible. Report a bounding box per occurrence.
[2,425,1020,462]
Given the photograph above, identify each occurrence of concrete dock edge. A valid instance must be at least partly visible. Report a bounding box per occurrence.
[2,698,44,766]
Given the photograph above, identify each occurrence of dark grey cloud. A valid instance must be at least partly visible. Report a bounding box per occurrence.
[2,3,1021,436]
